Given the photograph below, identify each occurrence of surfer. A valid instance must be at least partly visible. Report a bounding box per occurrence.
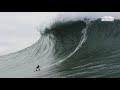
[36,65,40,71]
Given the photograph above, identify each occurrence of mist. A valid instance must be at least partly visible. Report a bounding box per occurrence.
[0,12,120,56]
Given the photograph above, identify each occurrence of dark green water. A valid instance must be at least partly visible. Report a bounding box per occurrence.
[37,19,120,78]
[0,19,120,78]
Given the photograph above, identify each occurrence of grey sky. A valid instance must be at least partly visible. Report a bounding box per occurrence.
[0,12,59,56]
[0,12,120,56]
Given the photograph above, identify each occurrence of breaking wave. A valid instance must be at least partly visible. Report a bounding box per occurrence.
[0,18,120,78]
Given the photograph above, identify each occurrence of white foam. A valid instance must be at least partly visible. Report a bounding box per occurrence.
[38,12,120,33]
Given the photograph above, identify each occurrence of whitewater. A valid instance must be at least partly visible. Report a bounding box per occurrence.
[1,13,120,78]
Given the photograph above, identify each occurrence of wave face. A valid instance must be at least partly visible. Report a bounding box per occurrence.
[0,19,120,78]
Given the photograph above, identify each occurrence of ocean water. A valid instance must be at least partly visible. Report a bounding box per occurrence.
[0,19,120,78]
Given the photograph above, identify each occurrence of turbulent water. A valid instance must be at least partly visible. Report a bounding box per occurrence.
[0,18,120,78]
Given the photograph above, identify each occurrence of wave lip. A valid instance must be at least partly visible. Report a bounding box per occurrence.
[1,19,120,78]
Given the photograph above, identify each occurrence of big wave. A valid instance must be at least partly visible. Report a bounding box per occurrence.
[0,18,120,78]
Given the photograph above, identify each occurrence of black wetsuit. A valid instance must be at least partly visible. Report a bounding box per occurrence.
[36,65,40,71]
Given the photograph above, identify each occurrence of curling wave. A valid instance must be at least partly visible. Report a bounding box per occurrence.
[0,19,120,78]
